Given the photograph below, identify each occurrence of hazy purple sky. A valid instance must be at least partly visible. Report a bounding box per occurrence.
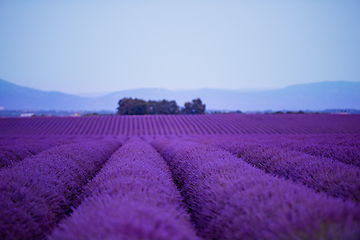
[0,0,359,94]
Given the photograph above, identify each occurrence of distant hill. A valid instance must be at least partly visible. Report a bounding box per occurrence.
[0,79,359,111]
[0,79,88,110]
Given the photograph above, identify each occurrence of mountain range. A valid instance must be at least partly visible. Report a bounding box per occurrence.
[0,79,359,112]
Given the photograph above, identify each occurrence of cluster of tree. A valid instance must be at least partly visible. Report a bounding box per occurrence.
[209,110,242,114]
[117,98,205,115]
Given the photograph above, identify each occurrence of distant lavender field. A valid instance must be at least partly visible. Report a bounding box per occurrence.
[0,114,359,239]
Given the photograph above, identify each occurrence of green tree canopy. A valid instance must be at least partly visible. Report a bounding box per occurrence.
[117,98,205,115]
[148,100,180,115]
[117,98,148,115]
[181,98,206,114]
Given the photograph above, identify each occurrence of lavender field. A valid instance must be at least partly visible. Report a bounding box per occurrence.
[1,114,360,239]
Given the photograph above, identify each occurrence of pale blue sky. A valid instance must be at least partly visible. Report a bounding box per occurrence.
[0,0,359,94]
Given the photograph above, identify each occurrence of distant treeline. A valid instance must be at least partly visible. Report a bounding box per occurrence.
[117,98,205,115]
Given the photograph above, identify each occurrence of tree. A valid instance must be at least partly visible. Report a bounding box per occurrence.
[117,98,133,115]
[168,100,180,114]
[117,98,149,115]
[148,100,180,115]
[182,102,193,114]
[181,98,205,114]
[191,98,205,114]
[131,99,148,115]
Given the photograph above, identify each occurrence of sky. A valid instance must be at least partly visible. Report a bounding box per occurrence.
[0,0,359,95]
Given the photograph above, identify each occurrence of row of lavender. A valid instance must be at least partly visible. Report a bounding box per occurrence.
[183,134,360,202]
[0,136,121,168]
[0,138,78,168]
[230,133,360,167]
[1,114,360,136]
[183,133,360,167]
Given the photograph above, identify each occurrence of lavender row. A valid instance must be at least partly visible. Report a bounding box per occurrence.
[0,136,127,168]
[218,134,360,168]
[185,135,360,202]
[0,138,80,168]
[151,138,360,239]
[283,133,360,148]
[268,134,360,168]
[50,137,199,240]
[0,139,120,240]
